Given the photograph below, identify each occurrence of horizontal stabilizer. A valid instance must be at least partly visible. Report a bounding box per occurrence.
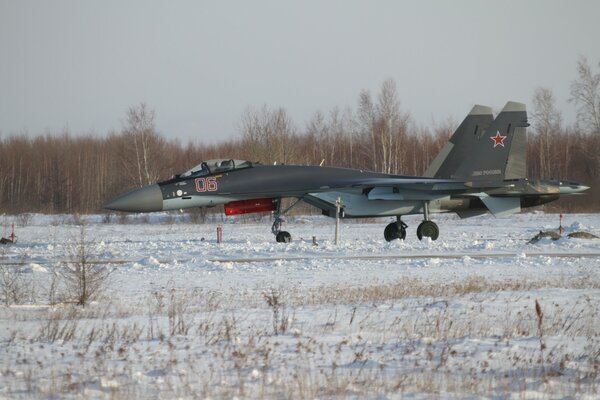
[477,195,521,217]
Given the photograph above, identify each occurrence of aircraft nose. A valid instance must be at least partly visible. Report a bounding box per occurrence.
[104,184,163,212]
[578,185,590,193]
[558,182,590,194]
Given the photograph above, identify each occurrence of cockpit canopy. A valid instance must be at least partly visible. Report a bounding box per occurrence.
[179,159,253,178]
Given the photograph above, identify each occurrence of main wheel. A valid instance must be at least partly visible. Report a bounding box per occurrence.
[276,231,292,243]
[416,221,439,241]
[384,223,406,242]
[398,226,406,240]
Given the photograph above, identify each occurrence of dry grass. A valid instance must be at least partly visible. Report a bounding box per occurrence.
[1,275,599,398]
[299,275,600,306]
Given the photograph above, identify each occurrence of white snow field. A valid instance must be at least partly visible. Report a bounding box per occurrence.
[1,212,599,399]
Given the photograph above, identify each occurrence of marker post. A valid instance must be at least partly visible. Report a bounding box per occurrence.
[335,197,342,245]
[559,213,564,235]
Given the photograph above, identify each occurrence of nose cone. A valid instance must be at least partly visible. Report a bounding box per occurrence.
[558,182,590,195]
[104,184,163,212]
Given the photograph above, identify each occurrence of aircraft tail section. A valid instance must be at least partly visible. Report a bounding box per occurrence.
[426,101,528,181]
[424,104,493,178]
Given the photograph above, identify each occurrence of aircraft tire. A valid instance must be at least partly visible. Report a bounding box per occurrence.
[276,231,292,243]
[384,223,406,242]
[416,221,439,241]
[399,227,407,240]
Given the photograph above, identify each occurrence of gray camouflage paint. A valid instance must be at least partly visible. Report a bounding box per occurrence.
[105,102,589,219]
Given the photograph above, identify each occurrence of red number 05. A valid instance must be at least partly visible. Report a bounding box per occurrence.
[195,177,218,192]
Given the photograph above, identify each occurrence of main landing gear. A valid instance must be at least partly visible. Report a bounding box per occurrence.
[416,220,439,241]
[272,198,302,243]
[384,217,407,241]
[384,202,439,242]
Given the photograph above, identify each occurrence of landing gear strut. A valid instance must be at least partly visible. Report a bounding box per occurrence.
[272,198,302,243]
[416,201,439,241]
[383,202,440,242]
[384,216,407,242]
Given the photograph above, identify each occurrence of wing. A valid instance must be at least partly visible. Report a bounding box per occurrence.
[302,177,523,218]
[311,177,463,192]
[302,177,469,218]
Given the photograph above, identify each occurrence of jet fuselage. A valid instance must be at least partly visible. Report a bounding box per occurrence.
[104,163,586,218]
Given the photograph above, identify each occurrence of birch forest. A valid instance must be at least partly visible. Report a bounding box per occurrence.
[1,58,599,214]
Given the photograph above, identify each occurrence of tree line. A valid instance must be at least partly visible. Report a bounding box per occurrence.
[1,58,599,214]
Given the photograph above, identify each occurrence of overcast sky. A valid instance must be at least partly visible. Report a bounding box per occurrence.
[1,0,599,143]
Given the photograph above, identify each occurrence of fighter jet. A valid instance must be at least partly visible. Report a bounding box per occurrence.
[105,101,589,243]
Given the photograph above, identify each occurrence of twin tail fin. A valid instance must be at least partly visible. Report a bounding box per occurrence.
[425,101,528,181]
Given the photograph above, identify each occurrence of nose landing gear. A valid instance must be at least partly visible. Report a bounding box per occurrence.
[271,198,302,243]
[275,230,292,243]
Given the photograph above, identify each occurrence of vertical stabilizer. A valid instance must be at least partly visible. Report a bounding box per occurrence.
[427,101,528,181]
[424,104,494,178]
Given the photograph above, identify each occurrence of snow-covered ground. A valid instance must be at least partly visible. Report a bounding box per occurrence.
[1,212,599,398]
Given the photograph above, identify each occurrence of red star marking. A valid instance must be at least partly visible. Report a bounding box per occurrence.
[490,131,507,148]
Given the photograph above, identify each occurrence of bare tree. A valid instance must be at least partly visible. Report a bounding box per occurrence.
[339,107,356,168]
[240,105,295,164]
[122,103,164,187]
[240,105,271,162]
[357,89,378,171]
[1,264,25,306]
[357,79,410,173]
[270,107,295,164]
[62,225,112,306]
[531,87,562,178]
[305,110,327,164]
[569,57,600,135]
[377,79,401,174]
[569,57,600,178]
[328,107,353,167]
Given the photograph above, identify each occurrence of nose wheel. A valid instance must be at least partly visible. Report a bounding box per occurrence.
[272,216,292,242]
[271,198,302,243]
[275,231,292,243]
